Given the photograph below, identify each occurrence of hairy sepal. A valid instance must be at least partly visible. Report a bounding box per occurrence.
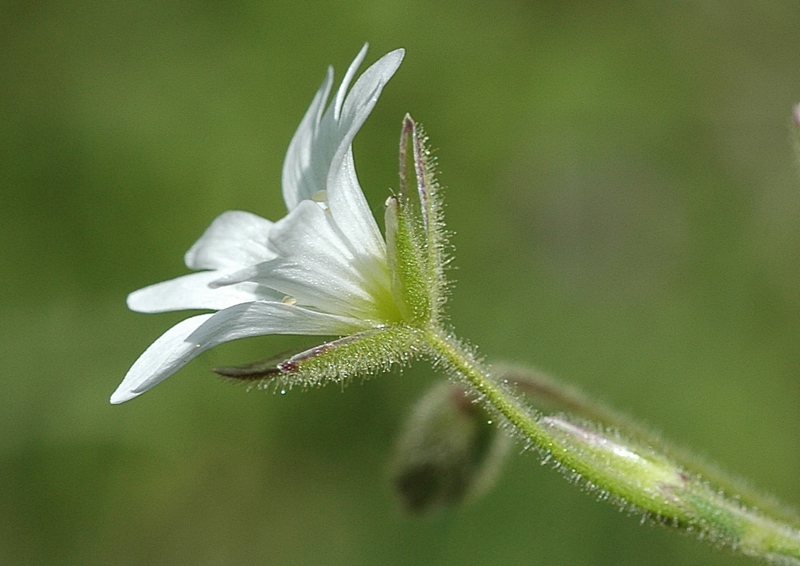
[385,196,433,325]
[281,325,426,388]
[400,114,448,316]
[399,115,449,320]
[218,325,426,391]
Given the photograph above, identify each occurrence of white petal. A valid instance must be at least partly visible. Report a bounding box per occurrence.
[213,201,384,318]
[186,301,368,345]
[184,211,276,271]
[332,44,368,121]
[326,147,387,262]
[282,66,335,210]
[264,201,387,314]
[267,200,358,266]
[111,314,214,404]
[127,271,279,313]
[111,302,366,404]
[281,46,404,211]
[322,49,404,261]
[331,48,404,151]
[255,258,379,320]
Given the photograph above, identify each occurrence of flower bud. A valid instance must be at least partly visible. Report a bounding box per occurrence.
[390,380,511,515]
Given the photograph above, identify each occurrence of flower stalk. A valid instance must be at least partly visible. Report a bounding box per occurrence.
[421,328,800,564]
[498,364,800,531]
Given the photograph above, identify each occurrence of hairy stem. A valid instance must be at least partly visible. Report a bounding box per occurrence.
[498,364,800,531]
[423,327,800,565]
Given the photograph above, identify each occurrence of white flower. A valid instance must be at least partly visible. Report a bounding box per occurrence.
[111,45,405,404]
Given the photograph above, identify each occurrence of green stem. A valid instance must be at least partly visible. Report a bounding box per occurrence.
[499,365,800,531]
[423,327,800,565]
[422,329,548,448]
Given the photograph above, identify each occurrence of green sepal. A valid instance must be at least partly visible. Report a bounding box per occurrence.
[397,115,449,322]
[279,325,426,388]
[385,195,433,325]
[218,325,426,391]
[213,346,309,381]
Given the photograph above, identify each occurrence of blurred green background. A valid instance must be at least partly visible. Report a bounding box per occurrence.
[2,1,800,564]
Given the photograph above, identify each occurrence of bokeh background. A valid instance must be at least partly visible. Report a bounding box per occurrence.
[3,1,800,564]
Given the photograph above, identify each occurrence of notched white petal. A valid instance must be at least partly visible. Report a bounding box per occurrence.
[206,201,357,289]
[210,200,390,319]
[333,43,368,121]
[266,201,390,312]
[334,48,404,149]
[282,67,336,209]
[280,45,404,212]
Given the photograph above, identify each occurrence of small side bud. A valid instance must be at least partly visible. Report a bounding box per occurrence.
[390,380,511,515]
